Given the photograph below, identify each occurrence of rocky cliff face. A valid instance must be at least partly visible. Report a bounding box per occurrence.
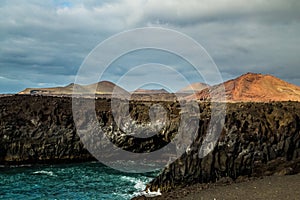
[1,95,300,193]
[0,95,92,164]
[147,102,300,192]
[0,95,180,165]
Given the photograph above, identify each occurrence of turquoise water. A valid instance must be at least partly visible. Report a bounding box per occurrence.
[0,162,158,200]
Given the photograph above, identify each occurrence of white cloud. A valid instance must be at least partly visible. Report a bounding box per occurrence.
[0,0,300,93]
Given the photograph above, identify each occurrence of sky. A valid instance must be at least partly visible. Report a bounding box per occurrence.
[0,0,300,93]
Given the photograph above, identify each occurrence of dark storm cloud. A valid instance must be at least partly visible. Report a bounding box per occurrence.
[0,0,299,93]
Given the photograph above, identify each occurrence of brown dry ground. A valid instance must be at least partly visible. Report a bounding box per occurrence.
[135,174,300,200]
[188,73,300,102]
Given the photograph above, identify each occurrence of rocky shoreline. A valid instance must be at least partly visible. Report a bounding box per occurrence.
[132,173,300,199]
[1,95,300,198]
[145,101,300,192]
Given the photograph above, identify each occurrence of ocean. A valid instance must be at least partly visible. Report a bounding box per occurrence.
[0,162,158,199]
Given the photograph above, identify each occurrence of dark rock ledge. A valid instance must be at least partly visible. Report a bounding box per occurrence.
[138,100,300,197]
[0,95,181,165]
[1,95,300,198]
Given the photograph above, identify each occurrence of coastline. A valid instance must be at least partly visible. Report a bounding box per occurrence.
[1,95,300,200]
[133,173,300,199]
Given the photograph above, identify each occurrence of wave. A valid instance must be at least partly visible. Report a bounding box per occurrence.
[120,176,147,189]
[134,180,146,191]
[120,175,153,198]
[32,170,57,176]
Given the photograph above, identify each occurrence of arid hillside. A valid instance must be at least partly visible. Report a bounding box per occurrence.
[187,73,300,102]
[132,89,169,94]
[19,81,129,96]
[177,82,210,93]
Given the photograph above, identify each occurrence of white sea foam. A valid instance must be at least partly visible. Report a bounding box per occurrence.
[133,188,162,198]
[32,170,56,176]
[120,175,137,182]
[120,176,148,190]
[134,180,146,191]
[120,176,152,198]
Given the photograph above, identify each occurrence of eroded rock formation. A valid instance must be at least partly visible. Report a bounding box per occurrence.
[0,95,180,165]
[147,102,300,192]
[1,95,300,195]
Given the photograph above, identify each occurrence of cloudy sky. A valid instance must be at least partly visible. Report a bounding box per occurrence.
[0,0,300,93]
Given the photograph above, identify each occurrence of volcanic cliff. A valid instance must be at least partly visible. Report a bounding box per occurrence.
[1,96,300,183]
[1,72,300,197]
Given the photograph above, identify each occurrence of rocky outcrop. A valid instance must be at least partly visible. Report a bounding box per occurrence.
[0,95,92,164]
[146,102,300,192]
[0,95,180,165]
[1,95,300,194]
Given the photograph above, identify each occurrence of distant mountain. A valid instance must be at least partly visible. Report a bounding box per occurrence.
[177,82,210,93]
[19,81,129,96]
[131,88,169,94]
[89,81,129,95]
[18,73,300,102]
[187,72,300,102]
